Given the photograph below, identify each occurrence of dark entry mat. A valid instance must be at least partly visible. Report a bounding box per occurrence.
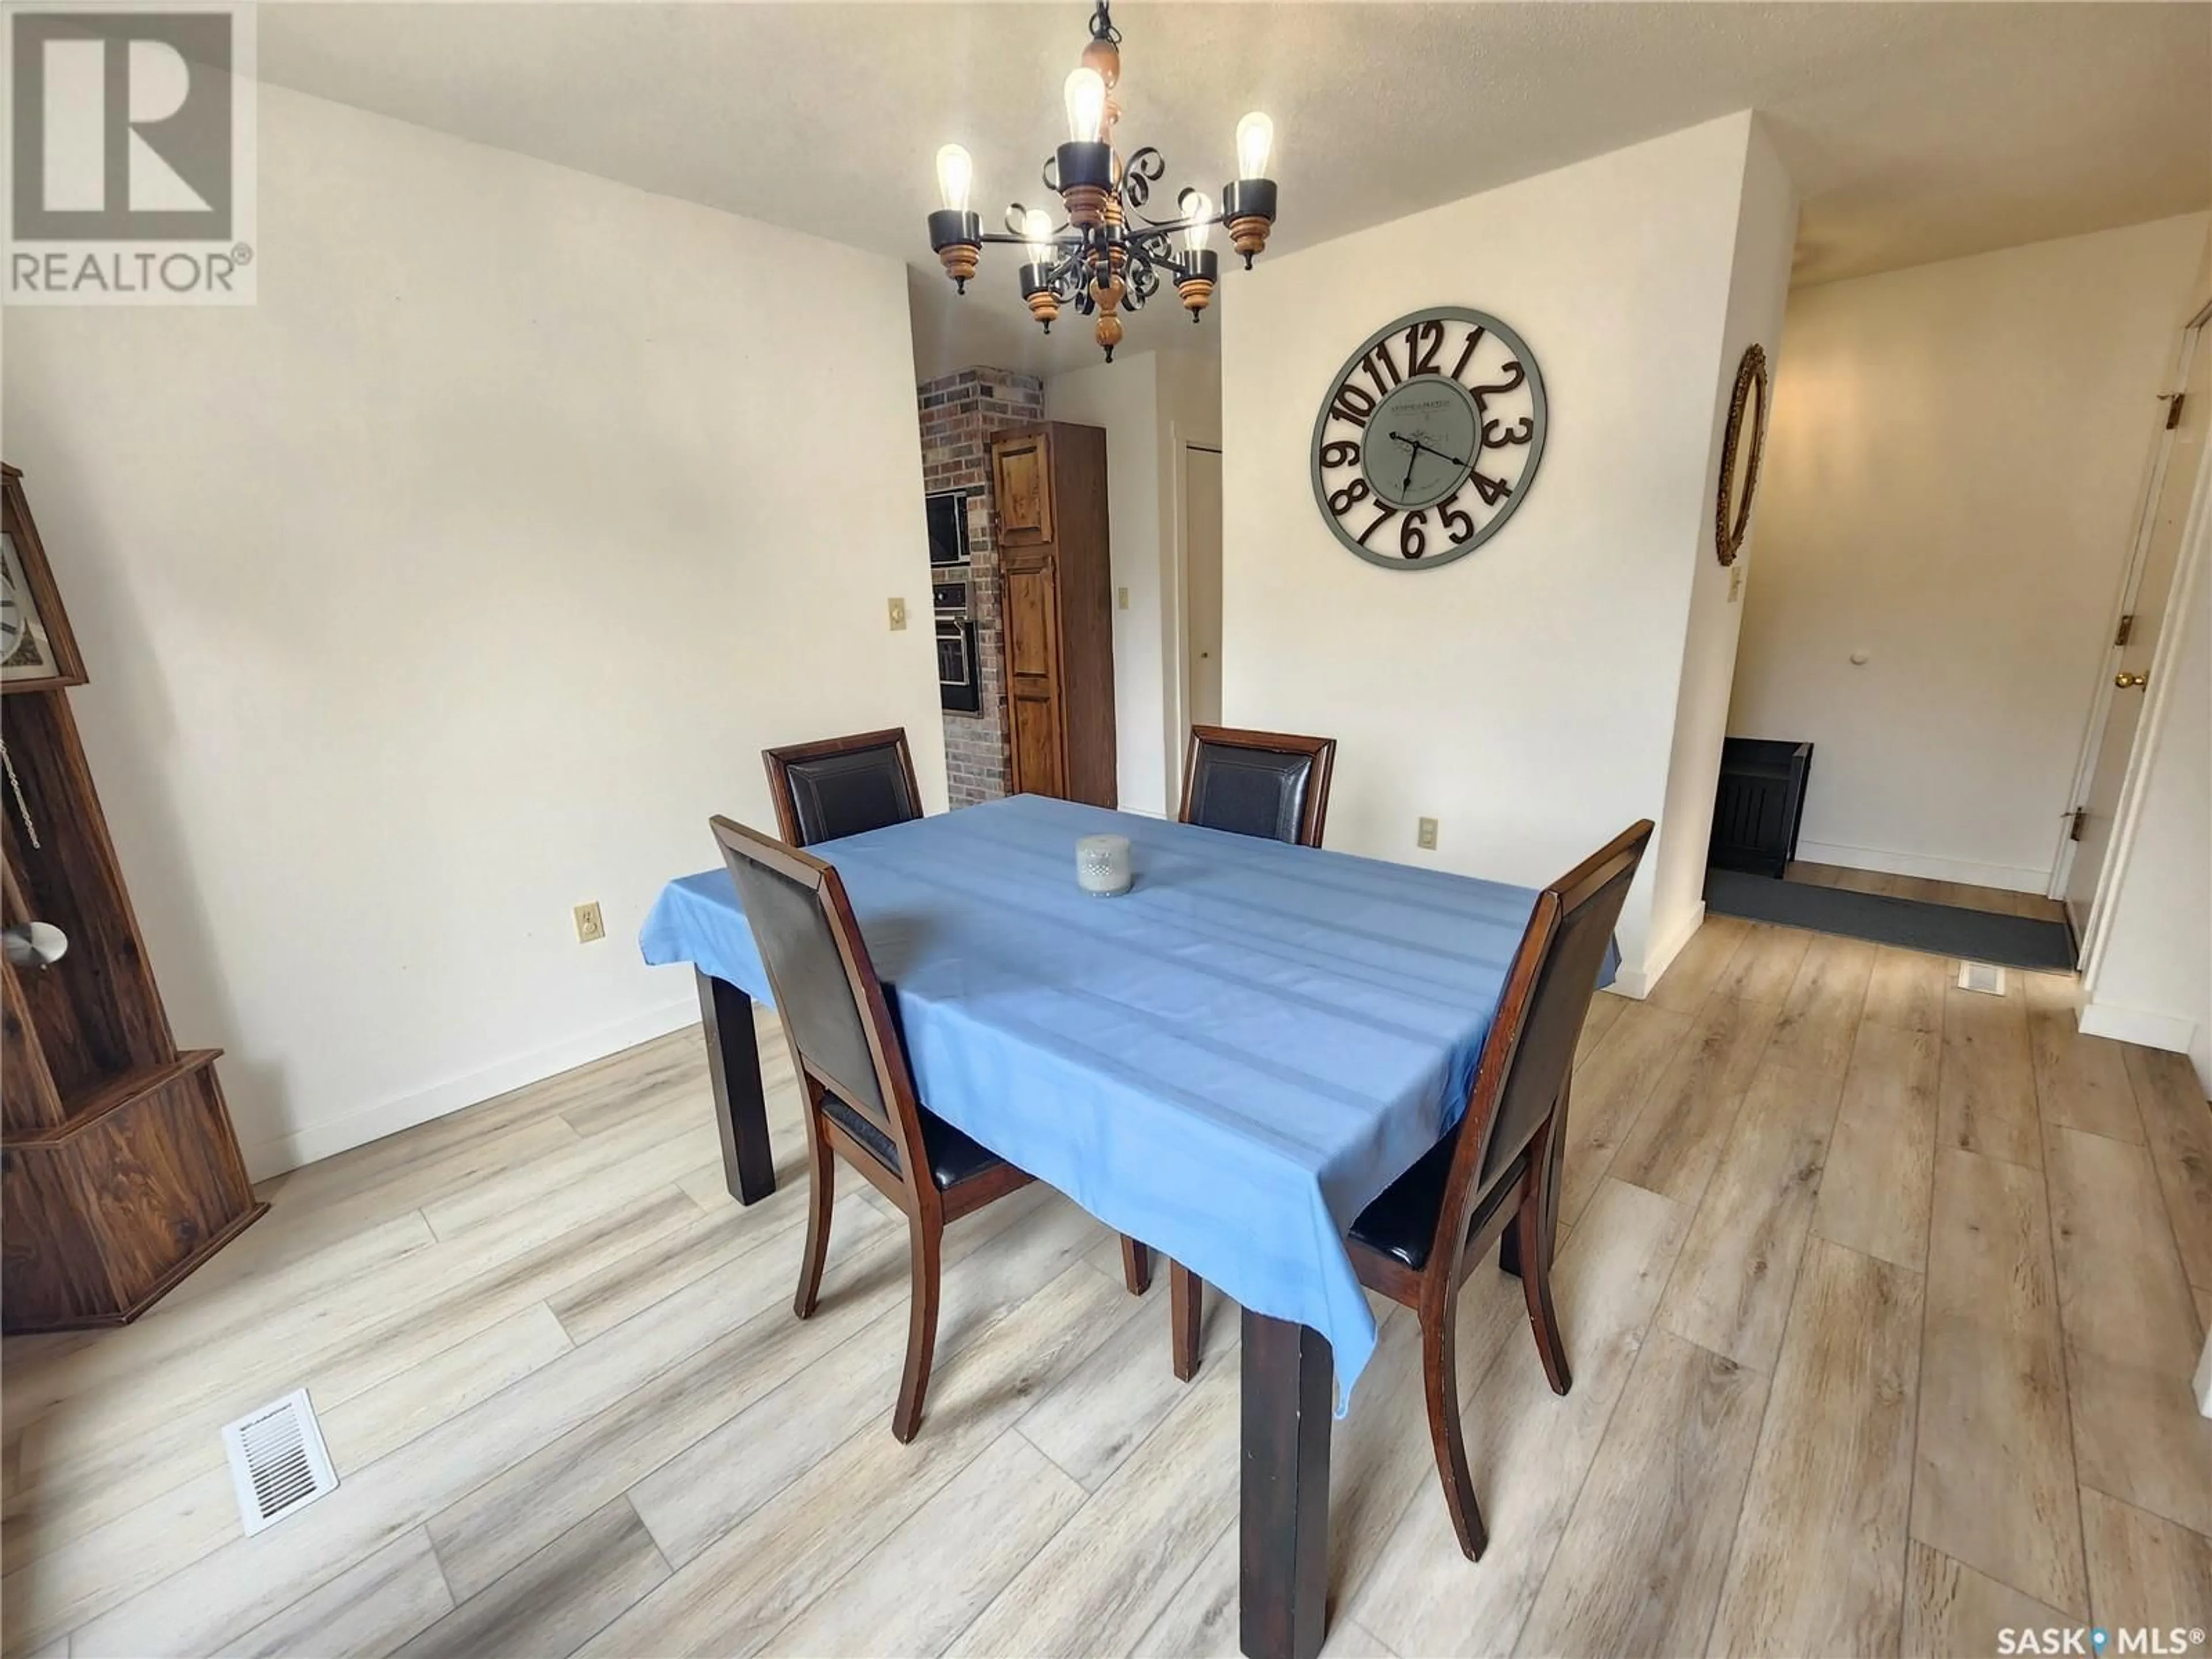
[1703,869,2075,972]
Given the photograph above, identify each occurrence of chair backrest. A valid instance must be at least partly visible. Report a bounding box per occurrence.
[763,728,922,849]
[708,815,929,1184]
[1427,820,1654,1274]
[1178,725,1338,848]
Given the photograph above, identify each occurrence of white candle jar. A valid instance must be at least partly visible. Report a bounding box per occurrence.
[1076,833,1132,896]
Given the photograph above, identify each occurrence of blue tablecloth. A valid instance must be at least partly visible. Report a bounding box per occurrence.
[641,794,1604,1400]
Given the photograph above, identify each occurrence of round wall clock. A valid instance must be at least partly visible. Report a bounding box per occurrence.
[1715,343,1769,566]
[1309,305,1547,570]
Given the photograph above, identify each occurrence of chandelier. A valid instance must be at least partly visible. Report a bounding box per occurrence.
[926,1,1278,363]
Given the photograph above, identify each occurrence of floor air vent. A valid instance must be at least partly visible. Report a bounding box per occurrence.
[222,1388,338,1536]
[1957,961,2008,997]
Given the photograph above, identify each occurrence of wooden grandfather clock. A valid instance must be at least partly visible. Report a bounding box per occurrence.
[1,463,263,1332]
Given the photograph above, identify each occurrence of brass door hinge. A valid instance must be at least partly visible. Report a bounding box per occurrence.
[2115,612,2135,646]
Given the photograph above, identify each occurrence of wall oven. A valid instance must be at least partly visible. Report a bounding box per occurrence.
[937,618,980,713]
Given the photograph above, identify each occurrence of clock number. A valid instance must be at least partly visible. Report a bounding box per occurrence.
[1328,478,1372,517]
[1483,414,1535,448]
[1469,470,1513,507]
[1319,440,1361,469]
[1355,505,1400,547]
[1403,320,1444,376]
[1398,510,1429,560]
[1439,494,1476,544]
[1469,361,1526,408]
[1330,382,1376,429]
[1360,339,1402,396]
[1450,324,1488,381]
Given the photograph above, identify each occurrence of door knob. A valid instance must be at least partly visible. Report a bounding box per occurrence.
[2115,671,2148,690]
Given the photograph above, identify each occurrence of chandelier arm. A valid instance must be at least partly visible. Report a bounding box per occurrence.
[1116,146,1168,212]
[1123,229,1193,285]
[1123,204,1229,235]
[1003,203,1076,239]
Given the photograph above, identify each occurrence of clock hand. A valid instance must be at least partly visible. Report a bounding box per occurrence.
[1387,431,1480,499]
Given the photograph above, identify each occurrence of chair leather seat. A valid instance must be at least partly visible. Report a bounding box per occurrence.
[1349,1128,1528,1271]
[821,1091,1004,1191]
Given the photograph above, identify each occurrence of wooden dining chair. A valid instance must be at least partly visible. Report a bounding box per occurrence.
[1177,725,1338,848]
[1166,819,1654,1560]
[709,815,1032,1443]
[762,728,922,849]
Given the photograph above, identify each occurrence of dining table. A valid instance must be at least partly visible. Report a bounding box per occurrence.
[640,792,1594,1659]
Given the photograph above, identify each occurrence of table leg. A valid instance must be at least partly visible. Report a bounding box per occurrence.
[695,969,776,1205]
[1241,1309,1332,1659]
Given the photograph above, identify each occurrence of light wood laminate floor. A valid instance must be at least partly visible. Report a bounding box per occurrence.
[5,918,2208,1658]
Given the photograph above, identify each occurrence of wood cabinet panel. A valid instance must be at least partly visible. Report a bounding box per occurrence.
[990,425,1116,808]
[1010,686,1067,800]
[993,433,1055,547]
[1006,559,1059,681]
[1005,556,1066,799]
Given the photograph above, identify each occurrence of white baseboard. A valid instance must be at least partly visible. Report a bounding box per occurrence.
[2077,1000,2199,1056]
[1614,900,1706,1001]
[1794,839,2051,897]
[243,996,700,1181]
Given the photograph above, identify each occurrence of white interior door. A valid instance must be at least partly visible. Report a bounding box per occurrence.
[2065,313,2211,933]
[1184,445,1224,729]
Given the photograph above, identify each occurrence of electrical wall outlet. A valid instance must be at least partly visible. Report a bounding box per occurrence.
[1416,817,1439,850]
[887,597,908,631]
[573,901,605,944]
[1727,563,1744,603]
[1118,586,1130,611]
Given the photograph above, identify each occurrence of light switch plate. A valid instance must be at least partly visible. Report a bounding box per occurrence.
[1118,586,1130,610]
[1416,817,1439,850]
[1727,563,1744,603]
[888,597,908,631]
[574,902,605,944]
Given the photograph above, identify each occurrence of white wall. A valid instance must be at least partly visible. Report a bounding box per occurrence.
[1156,348,1223,807]
[1044,347,1221,815]
[2081,456,2210,1082]
[1647,122,1801,969]
[1,84,945,1176]
[1218,114,1783,990]
[1729,214,2209,892]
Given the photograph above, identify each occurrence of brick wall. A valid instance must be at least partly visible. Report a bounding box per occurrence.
[918,366,1046,807]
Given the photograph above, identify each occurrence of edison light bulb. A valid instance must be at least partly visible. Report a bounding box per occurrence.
[1022,209,1055,264]
[1064,67,1107,143]
[1181,192,1213,255]
[1234,111,1274,180]
[935,144,974,213]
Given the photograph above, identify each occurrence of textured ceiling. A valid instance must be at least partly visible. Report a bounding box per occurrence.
[256,2,2212,378]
